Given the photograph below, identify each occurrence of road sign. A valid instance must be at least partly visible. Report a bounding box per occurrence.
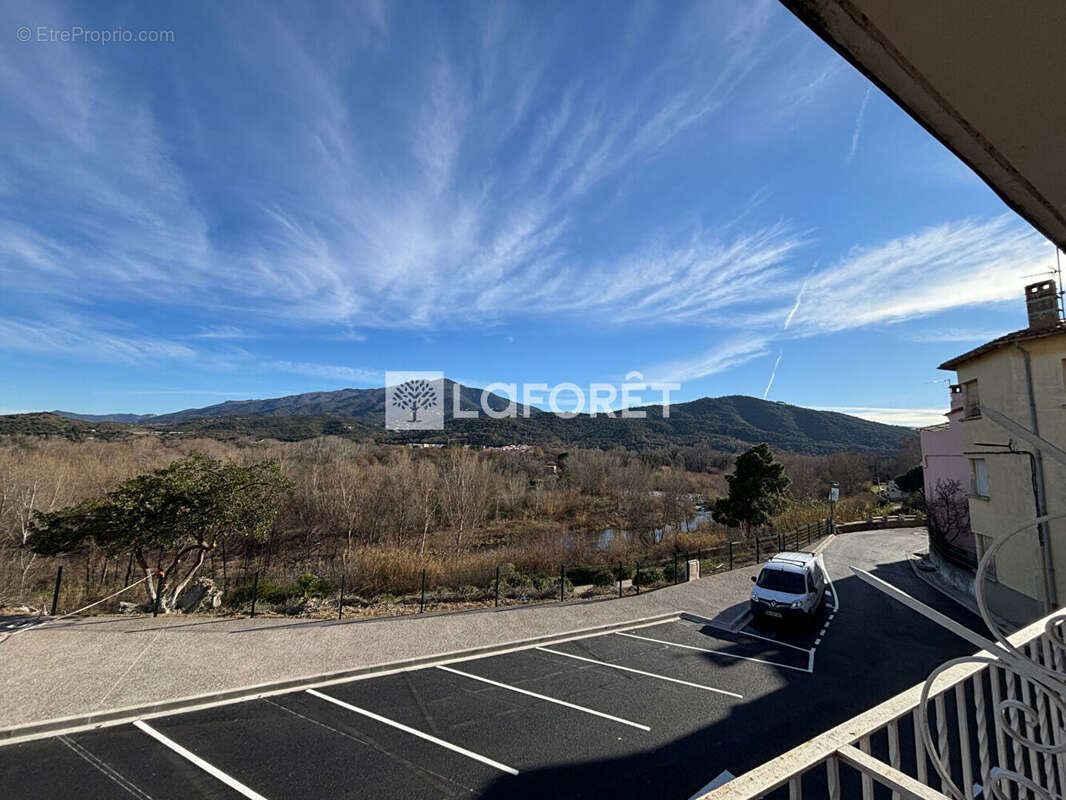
[829,487,839,502]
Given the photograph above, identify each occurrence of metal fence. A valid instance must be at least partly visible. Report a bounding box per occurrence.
[30,519,835,620]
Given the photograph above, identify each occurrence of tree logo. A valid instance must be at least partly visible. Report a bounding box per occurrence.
[385,371,444,430]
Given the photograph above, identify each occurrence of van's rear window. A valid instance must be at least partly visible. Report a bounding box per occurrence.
[756,569,805,594]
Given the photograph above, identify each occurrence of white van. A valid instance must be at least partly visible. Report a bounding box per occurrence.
[749,552,826,622]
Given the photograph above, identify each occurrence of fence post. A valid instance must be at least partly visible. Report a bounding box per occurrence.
[494,565,500,608]
[779,530,784,552]
[249,571,259,618]
[618,561,623,598]
[153,570,165,618]
[685,555,690,582]
[420,569,426,613]
[728,541,734,570]
[560,564,565,601]
[49,565,63,616]
[337,574,345,621]
[634,562,640,595]
[673,552,679,584]
[756,538,760,563]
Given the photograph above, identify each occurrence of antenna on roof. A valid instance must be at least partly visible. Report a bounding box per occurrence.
[1022,249,1065,320]
[1057,248,1065,320]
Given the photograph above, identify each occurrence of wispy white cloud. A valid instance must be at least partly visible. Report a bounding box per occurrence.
[191,326,258,340]
[0,317,196,364]
[903,327,1015,343]
[846,86,872,164]
[783,273,810,330]
[646,337,771,383]
[761,216,1049,335]
[0,1,831,334]
[816,406,949,428]
[3,1,1038,408]
[260,360,380,384]
[763,348,783,399]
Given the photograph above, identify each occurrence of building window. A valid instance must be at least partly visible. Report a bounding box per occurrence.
[970,457,990,498]
[962,380,980,419]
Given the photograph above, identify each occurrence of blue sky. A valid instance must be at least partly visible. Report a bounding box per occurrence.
[1,0,1059,426]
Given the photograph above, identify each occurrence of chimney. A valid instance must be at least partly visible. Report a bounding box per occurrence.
[1025,279,1059,330]
[948,383,962,411]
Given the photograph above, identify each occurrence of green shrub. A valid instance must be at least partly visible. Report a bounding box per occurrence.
[634,567,664,586]
[529,575,573,598]
[592,569,616,588]
[296,572,332,597]
[228,580,300,606]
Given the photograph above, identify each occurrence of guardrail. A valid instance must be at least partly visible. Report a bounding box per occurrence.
[700,606,1064,799]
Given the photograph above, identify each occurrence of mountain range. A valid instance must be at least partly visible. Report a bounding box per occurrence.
[1,381,922,454]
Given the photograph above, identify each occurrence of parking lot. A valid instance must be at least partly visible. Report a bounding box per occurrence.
[0,533,987,799]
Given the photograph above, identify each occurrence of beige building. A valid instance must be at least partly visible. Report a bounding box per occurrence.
[938,280,1066,618]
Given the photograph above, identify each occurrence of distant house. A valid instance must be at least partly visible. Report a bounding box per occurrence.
[937,280,1066,620]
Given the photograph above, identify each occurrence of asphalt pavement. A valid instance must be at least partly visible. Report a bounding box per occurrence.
[0,529,989,799]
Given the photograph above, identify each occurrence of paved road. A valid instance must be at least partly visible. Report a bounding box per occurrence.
[0,530,988,799]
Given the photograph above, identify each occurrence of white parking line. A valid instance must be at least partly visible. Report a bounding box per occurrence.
[614,632,811,673]
[534,647,743,698]
[725,626,813,654]
[305,688,519,776]
[679,611,813,654]
[437,665,650,731]
[824,569,840,611]
[133,720,269,800]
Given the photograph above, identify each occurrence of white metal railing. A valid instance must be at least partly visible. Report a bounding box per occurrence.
[700,611,1063,800]
[701,513,1066,800]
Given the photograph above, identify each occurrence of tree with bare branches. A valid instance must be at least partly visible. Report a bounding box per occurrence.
[27,453,292,612]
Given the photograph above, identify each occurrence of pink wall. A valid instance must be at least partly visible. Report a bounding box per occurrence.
[920,393,976,555]
[920,406,970,498]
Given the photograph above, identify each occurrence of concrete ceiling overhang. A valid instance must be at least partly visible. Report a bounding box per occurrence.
[779,0,1066,251]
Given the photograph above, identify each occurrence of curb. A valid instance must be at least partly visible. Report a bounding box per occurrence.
[811,534,835,555]
[904,551,1014,633]
[0,611,680,747]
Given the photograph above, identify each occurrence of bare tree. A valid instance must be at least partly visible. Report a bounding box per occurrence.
[927,479,971,545]
[439,449,493,552]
